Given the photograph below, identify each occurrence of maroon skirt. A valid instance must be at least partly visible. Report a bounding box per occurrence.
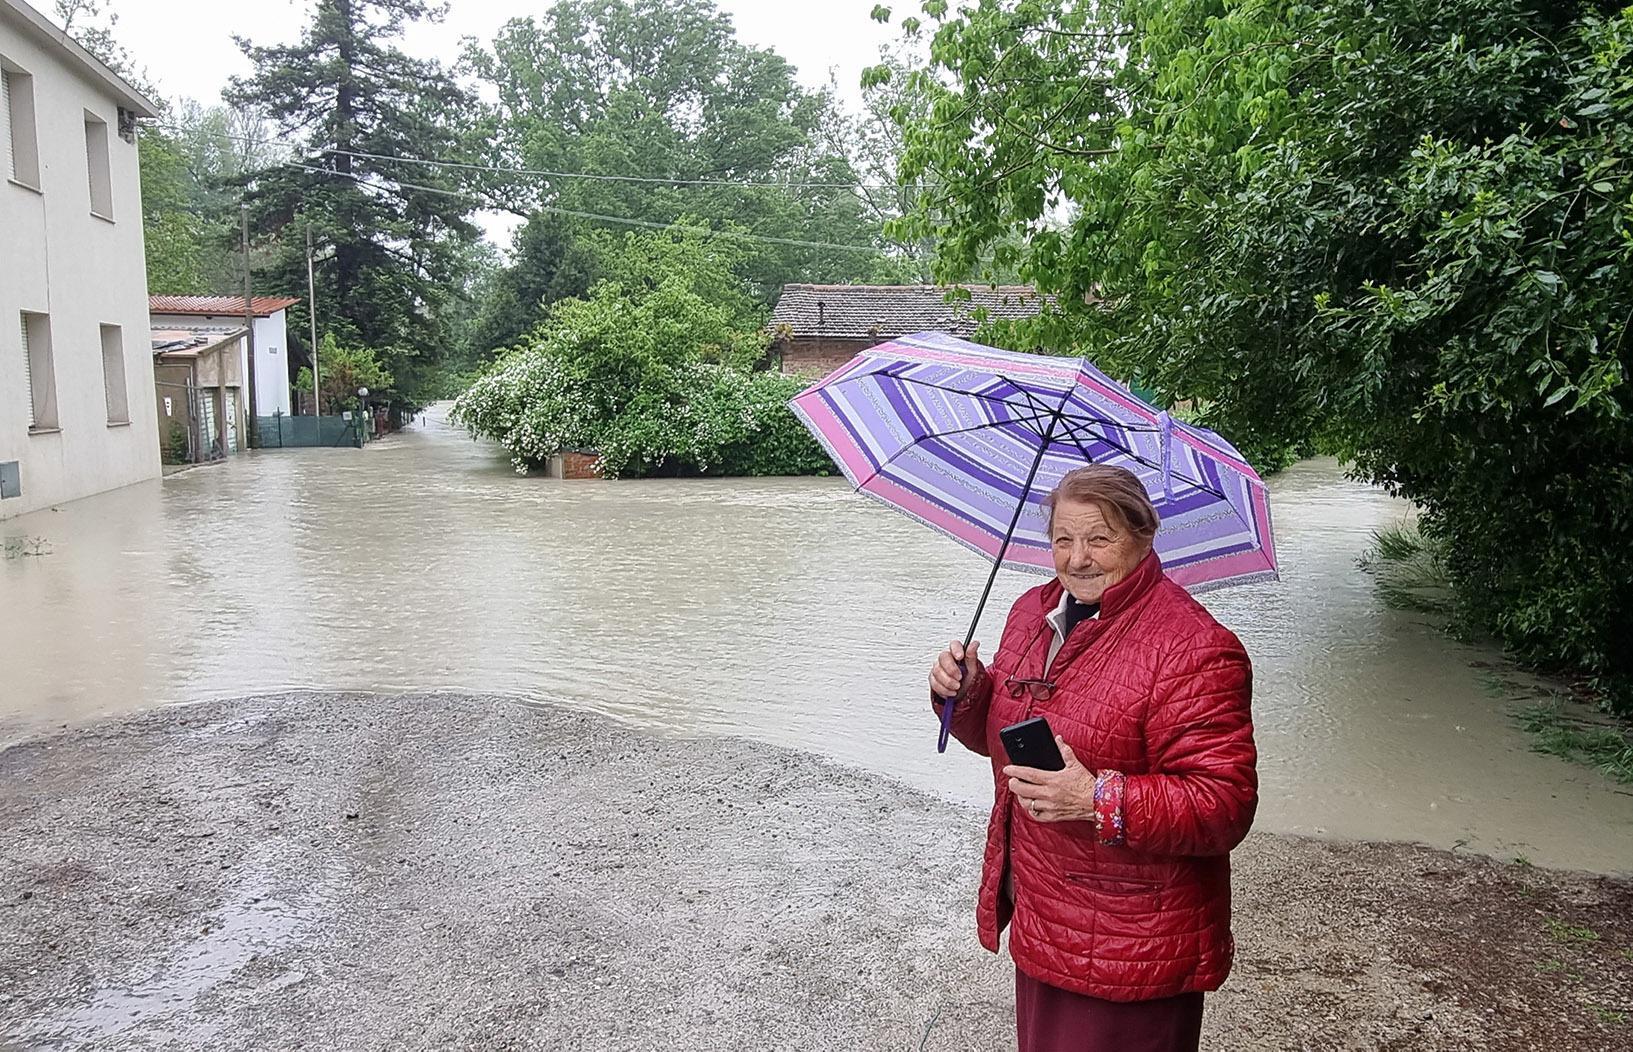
[1015,967,1204,1052]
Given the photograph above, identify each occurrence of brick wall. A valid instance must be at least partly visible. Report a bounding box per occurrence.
[778,336,876,376]
[547,451,602,479]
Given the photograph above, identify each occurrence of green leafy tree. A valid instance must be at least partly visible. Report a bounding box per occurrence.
[885,0,1633,708]
[464,215,599,360]
[465,0,888,302]
[840,44,943,277]
[134,102,292,301]
[226,0,485,410]
[139,126,206,293]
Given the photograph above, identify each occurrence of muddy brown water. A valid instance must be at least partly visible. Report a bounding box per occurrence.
[2,404,1629,872]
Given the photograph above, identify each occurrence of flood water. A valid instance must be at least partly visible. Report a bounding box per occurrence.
[2,404,1629,872]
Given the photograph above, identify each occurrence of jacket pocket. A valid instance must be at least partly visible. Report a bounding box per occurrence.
[1064,872,1162,896]
[1062,872,1165,938]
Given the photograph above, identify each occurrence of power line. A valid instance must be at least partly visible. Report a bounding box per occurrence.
[154,122,925,192]
[284,162,887,254]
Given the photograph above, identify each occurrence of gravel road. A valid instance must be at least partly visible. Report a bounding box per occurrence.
[1,693,1628,1050]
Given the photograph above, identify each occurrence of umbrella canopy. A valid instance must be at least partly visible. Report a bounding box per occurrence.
[792,331,1278,753]
[790,331,1278,593]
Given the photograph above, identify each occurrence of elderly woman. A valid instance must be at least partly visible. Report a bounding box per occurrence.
[929,464,1256,1052]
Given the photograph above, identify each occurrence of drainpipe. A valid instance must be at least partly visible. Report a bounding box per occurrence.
[241,201,260,447]
[186,375,200,462]
[215,343,228,458]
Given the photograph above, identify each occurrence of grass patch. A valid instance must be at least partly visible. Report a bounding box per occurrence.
[1368,522,1426,563]
[1514,702,1633,785]
[1544,917,1602,944]
[1590,1006,1627,1026]
[1358,522,1453,615]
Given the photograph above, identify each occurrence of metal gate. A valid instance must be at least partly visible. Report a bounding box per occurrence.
[155,380,234,463]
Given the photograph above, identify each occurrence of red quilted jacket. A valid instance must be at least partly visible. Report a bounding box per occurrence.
[937,550,1257,1001]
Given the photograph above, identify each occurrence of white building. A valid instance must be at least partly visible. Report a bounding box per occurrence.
[150,295,299,419]
[0,0,160,520]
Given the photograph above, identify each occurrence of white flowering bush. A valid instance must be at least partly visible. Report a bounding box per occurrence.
[451,350,597,473]
[452,230,829,479]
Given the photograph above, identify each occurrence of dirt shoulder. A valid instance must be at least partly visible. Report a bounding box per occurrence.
[1,693,1628,1051]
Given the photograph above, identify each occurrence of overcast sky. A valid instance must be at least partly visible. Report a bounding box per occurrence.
[100,0,900,114]
[82,0,904,246]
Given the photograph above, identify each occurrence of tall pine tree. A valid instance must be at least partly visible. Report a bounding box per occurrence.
[226,0,482,407]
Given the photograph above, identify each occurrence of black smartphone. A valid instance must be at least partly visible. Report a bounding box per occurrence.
[999,716,1065,771]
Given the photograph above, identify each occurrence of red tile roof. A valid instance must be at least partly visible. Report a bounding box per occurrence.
[149,295,300,318]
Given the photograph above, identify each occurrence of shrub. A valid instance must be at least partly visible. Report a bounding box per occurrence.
[295,335,393,415]
[452,230,829,479]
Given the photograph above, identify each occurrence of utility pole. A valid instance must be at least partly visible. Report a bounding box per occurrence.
[306,223,321,416]
[241,200,260,448]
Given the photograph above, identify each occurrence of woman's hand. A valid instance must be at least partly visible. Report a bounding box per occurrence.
[929,640,982,700]
[1005,738,1097,823]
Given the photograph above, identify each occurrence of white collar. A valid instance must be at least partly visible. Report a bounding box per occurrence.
[1044,588,1098,641]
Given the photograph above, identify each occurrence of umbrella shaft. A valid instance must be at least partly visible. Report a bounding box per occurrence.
[940,413,1059,753]
[962,413,1058,651]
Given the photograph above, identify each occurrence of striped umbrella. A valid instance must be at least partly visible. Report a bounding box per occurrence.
[789,331,1277,751]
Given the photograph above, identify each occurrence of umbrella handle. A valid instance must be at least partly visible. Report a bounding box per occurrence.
[932,661,971,753]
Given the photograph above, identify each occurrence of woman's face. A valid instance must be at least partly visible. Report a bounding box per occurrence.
[1049,499,1149,604]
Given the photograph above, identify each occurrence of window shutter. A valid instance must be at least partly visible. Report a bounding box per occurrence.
[2,71,14,181]
[20,314,34,429]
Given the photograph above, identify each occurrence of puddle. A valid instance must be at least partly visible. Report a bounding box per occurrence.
[16,870,330,1047]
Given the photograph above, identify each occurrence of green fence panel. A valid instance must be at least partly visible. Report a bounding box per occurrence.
[256,415,365,449]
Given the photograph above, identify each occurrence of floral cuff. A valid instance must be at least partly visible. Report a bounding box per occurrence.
[1092,770,1126,846]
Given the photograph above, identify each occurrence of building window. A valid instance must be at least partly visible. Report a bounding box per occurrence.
[20,312,57,431]
[100,324,129,424]
[84,111,113,218]
[1,59,41,188]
